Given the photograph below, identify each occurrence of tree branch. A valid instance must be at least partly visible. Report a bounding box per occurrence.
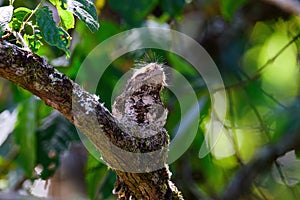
[262,0,300,16]
[216,33,300,92]
[222,130,300,200]
[0,40,183,199]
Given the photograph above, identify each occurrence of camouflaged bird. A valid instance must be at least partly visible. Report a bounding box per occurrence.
[112,63,168,138]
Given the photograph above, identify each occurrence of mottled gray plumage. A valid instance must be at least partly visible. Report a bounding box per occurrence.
[112,63,168,138]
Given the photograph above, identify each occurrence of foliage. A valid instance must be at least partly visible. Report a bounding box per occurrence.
[1,0,300,199]
[0,0,99,56]
[220,0,248,20]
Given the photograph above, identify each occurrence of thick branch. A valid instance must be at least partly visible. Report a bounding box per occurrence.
[262,0,300,15]
[222,130,300,200]
[0,40,182,199]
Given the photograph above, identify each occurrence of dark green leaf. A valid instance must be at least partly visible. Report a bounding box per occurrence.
[108,0,158,26]
[67,0,99,32]
[36,6,70,56]
[14,97,37,177]
[267,103,300,142]
[85,154,107,199]
[12,84,34,104]
[159,0,185,17]
[0,5,14,36]
[296,149,300,160]
[168,53,198,75]
[36,111,79,179]
[220,0,248,20]
[86,161,116,200]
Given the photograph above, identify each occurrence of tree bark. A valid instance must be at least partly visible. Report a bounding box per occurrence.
[0,40,183,199]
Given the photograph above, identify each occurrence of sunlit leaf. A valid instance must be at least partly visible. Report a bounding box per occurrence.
[48,0,62,6]
[242,46,261,75]
[24,31,43,52]
[258,31,299,104]
[234,129,264,162]
[67,0,99,32]
[9,7,42,51]
[14,97,37,177]
[36,6,70,56]
[58,8,74,30]
[49,0,75,30]
[206,121,235,160]
[9,7,31,32]
[250,21,273,44]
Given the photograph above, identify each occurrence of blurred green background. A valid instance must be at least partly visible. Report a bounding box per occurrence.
[0,0,300,199]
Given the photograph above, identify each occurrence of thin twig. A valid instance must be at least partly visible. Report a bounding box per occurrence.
[226,89,244,165]
[237,68,287,109]
[221,129,300,200]
[18,0,45,34]
[215,33,300,92]
[13,32,30,51]
[229,66,294,197]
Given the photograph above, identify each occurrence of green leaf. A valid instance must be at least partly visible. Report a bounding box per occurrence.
[159,0,185,17]
[168,53,198,75]
[24,32,43,52]
[48,0,74,30]
[36,111,79,179]
[49,0,68,8]
[58,8,75,30]
[220,0,248,20]
[250,21,273,44]
[14,97,37,177]
[85,156,116,200]
[108,0,158,26]
[0,5,14,36]
[9,8,43,52]
[48,0,60,6]
[85,154,106,199]
[67,0,99,32]
[36,6,70,56]
[9,7,31,32]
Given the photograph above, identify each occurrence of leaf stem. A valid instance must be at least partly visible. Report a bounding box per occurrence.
[18,0,45,34]
[213,32,300,92]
